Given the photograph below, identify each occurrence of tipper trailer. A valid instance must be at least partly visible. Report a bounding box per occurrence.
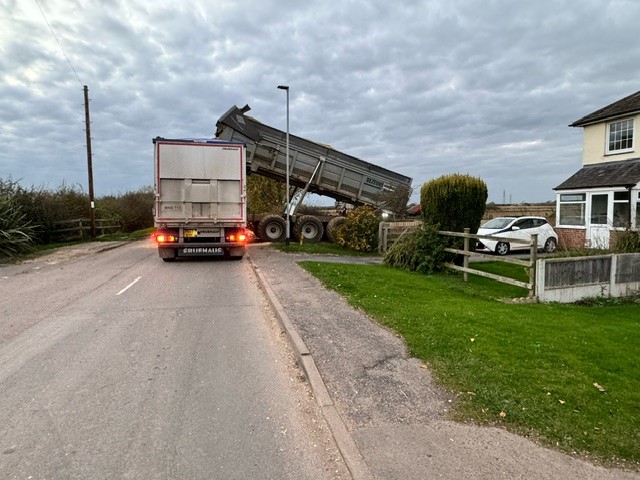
[215,105,413,242]
[153,137,248,261]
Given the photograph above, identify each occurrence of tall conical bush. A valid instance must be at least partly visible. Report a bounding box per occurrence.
[420,173,488,233]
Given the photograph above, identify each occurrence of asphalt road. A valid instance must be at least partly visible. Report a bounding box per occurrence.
[0,241,349,480]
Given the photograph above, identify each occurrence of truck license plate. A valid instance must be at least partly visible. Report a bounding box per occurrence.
[179,247,224,256]
[184,229,198,238]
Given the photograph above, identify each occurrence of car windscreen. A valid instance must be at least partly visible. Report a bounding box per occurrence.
[480,218,514,229]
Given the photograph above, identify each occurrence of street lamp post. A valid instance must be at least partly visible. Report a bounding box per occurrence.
[277,85,290,246]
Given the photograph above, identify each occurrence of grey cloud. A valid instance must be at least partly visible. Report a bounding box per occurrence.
[0,0,636,202]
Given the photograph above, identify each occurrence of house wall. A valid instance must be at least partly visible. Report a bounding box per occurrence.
[555,227,586,249]
[582,113,640,165]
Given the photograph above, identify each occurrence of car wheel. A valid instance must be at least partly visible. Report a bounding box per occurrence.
[544,237,557,253]
[495,242,510,256]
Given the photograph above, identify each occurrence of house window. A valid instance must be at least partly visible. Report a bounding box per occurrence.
[559,193,586,226]
[607,118,634,153]
[613,191,630,228]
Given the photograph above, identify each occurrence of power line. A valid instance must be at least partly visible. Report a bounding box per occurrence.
[34,0,83,85]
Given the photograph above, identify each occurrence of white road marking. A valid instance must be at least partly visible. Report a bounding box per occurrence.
[116,276,142,296]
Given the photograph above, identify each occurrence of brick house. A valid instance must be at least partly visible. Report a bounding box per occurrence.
[554,90,640,249]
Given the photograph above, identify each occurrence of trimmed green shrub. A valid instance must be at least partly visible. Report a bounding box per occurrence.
[383,223,446,274]
[420,173,488,233]
[336,206,380,252]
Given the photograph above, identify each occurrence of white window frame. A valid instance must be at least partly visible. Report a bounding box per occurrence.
[612,190,631,229]
[557,192,586,227]
[605,118,634,154]
[558,188,638,230]
[634,190,640,230]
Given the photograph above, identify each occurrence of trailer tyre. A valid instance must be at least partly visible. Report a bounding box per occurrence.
[326,216,347,244]
[293,215,324,243]
[258,214,287,242]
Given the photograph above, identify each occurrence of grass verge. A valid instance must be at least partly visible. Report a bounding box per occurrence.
[299,260,640,468]
[1,228,154,264]
[272,241,380,256]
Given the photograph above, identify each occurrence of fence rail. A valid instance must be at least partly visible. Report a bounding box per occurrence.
[378,222,539,297]
[439,228,538,297]
[378,221,422,252]
[47,218,122,241]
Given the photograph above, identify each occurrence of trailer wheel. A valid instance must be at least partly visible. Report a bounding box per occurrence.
[258,214,287,242]
[293,215,324,243]
[326,216,347,244]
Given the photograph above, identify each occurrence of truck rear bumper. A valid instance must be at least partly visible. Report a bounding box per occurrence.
[157,243,246,259]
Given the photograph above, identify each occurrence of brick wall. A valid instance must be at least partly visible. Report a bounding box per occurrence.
[482,204,556,224]
[555,228,586,249]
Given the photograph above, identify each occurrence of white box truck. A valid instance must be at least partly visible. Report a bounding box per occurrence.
[153,137,247,261]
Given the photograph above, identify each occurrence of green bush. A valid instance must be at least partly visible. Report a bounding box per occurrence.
[420,173,488,233]
[97,187,154,232]
[336,205,380,252]
[7,182,89,242]
[0,192,36,259]
[420,173,488,265]
[383,223,446,274]
[0,179,156,243]
[247,175,287,215]
[614,230,640,253]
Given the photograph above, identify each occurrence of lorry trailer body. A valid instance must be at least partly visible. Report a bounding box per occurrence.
[153,137,247,260]
[215,105,412,243]
[215,105,412,207]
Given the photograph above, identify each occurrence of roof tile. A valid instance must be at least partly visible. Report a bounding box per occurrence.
[570,90,640,127]
[555,158,640,190]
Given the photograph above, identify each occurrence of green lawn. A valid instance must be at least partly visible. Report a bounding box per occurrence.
[299,260,640,467]
[272,241,380,256]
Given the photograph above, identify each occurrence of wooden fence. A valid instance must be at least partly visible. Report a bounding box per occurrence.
[440,229,539,297]
[379,222,539,297]
[47,218,122,242]
[378,221,422,253]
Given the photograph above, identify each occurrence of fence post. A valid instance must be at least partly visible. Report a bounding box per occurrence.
[529,234,538,297]
[78,219,84,240]
[463,228,470,283]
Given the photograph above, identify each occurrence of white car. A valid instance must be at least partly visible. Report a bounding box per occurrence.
[476,216,558,255]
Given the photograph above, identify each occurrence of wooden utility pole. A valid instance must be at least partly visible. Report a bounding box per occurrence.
[83,85,96,238]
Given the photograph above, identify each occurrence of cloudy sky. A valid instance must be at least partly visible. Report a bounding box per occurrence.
[1,0,639,204]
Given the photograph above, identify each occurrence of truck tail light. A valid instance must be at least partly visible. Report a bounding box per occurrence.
[156,233,177,244]
[226,229,247,243]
